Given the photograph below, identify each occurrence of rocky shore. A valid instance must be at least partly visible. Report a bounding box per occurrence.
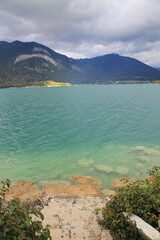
[5,175,136,201]
[4,175,137,239]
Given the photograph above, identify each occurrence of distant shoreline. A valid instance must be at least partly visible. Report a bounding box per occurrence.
[0,81,160,89]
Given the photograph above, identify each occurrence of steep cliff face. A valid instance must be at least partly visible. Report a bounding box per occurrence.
[0,40,160,87]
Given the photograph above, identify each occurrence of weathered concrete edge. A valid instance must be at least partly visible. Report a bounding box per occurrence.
[124,213,160,240]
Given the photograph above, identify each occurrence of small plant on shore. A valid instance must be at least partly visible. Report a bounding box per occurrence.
[100,166,160,240]
[72,200,76,205]
[95,208,101,215]
[0,179,51,240]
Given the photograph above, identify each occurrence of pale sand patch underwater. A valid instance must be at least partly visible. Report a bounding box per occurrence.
[78,158,94,167]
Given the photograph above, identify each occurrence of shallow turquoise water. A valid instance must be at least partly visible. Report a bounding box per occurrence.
[0,84,160,189]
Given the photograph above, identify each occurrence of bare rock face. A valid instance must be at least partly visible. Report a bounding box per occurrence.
[111,177,136,190]
[69,175,102,188]
[43,185,102,198]
[5,181,43,201]
[29,194,51,211]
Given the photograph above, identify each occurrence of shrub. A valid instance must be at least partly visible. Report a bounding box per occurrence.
[0,179,51,240]
[100,166,160,240]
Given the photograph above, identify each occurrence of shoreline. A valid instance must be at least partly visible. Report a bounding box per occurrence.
[5,174,137,202]
[1,145,160,197]
[0,81,159,89]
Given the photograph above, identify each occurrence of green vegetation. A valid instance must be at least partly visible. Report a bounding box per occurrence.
[95,208,101,215]
[45,81,71,87]
[1,41,160,88]
[0,179,51,239]
[100,166,160,240]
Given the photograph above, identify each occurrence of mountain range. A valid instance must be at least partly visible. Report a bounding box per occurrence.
[0,40,160,88]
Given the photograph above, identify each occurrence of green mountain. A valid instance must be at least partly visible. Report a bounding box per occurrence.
[0,40,160,87]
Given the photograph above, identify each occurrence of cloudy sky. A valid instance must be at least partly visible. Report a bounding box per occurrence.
[0,0,160,67]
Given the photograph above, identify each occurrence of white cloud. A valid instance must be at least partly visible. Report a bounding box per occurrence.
[133,43,160,67]
[0,0,160,66]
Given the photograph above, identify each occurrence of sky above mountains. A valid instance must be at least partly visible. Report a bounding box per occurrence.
[0,0,160,67]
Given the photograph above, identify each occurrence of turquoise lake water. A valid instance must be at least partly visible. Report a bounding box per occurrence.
[0,84,160,189]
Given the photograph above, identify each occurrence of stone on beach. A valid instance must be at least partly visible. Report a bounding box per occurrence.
[78,158,94,167]
[111,177,136,190]
[43,184,102,197]
[95,164,114,173]
[29,194,51,211]
[5,181,43,201]
[69,175,102,188]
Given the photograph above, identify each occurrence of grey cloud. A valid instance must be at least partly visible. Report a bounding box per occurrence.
[0,0,160,66]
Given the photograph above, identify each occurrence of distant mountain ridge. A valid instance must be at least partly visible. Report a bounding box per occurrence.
[0,40,160,87]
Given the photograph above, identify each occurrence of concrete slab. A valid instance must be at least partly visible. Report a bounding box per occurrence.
[41,195,113,240]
